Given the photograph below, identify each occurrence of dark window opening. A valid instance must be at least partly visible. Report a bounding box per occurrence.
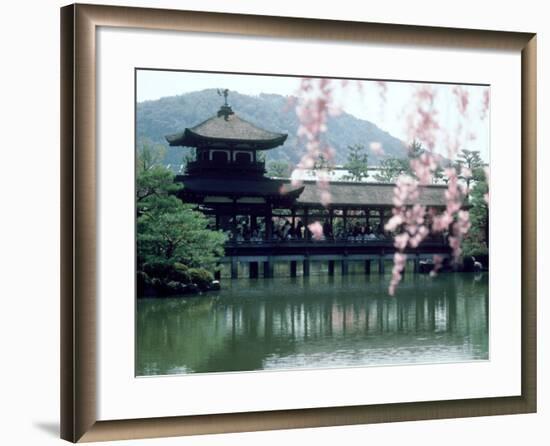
[212,151,229,163]
[235,152,252,164]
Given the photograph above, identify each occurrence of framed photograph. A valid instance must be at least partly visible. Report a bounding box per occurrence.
[60,3,537,443]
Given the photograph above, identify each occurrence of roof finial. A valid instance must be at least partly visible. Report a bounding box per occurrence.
[217,88,229,106]
[216,88,234,120]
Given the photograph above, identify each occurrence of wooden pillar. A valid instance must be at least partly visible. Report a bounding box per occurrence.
[290,260,297,277]
[328,260,335,276]
[378,256,385,274]
[304,207,310,242]
[251,215,257,232]
[378,208,384,233]
[249,261,259,279]
[231,208,237,239]
[413,255,419,274]
[265,203,273,241]
[303,257,310,276]
[231,257,238,279]
[364,260,371,275]
[291,209,296,228]
[341,256,349,275]
[263,257,274,278]
[342,208,348,234]
[365,208,370,231]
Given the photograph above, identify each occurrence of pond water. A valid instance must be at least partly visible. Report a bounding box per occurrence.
[136,273,488,376]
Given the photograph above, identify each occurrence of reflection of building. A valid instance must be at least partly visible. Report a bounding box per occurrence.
[166,99,451,279]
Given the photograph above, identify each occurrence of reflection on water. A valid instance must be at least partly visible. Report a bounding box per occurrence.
[136,273,488,376]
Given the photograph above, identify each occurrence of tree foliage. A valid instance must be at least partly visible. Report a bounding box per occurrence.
[462,171,489,257]
[374,157,410,182]
[343,144,369,181]
[266,160,292,178]
[136,142,226,273]
[373,140,441,183]
[453,149,485,194]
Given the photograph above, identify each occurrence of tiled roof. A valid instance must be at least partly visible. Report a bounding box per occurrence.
[178,176,448,208]
[292,180,447,207]
[166,108,287,150]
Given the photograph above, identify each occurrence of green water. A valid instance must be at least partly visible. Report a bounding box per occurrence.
[136,273,488,376]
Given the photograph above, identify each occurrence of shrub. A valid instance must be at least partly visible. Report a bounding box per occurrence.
[170,263,191,284]
[173,262,189,272]
[142,261,172,280]
[136,271,152,297]
[188,268,214,290]
[136,271,151,286]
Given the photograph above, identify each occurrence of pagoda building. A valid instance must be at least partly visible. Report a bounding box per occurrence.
[166,93,304,241]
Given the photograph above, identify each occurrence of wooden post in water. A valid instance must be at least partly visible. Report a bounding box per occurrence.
[303,257,310,277]
[341,256,349,275]
[263,257,274,278]
[378,256,385,274]
[231,257,238,279]
[249,261,259,279]
[364,259,371,275]
[328,260,335,276]
[290,260,297,277]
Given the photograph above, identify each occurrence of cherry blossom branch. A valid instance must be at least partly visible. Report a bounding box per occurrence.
[292,79,489,295]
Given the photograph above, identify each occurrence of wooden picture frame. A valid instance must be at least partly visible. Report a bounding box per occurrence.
[60,3,537,442]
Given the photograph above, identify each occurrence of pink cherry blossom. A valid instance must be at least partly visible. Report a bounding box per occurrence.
[480,88,490,120]
[308,221,324,240]
[453,86,470,116]
[461,167,472,179]
[295,78,339,206]
[369,141,385,156]
[376,81,388,103]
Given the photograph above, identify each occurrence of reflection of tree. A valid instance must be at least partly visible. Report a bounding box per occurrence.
[137,274,489,375]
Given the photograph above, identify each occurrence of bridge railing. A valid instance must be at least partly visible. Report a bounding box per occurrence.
[224,236,447,248]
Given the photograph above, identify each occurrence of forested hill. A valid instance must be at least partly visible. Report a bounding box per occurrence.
[136,89,407,168]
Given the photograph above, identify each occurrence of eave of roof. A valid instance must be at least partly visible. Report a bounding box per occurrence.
[176,176,448,208]
[166,113,288,150]
[176,176,304,199]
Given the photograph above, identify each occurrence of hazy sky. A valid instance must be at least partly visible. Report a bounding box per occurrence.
[137,69,489,162]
